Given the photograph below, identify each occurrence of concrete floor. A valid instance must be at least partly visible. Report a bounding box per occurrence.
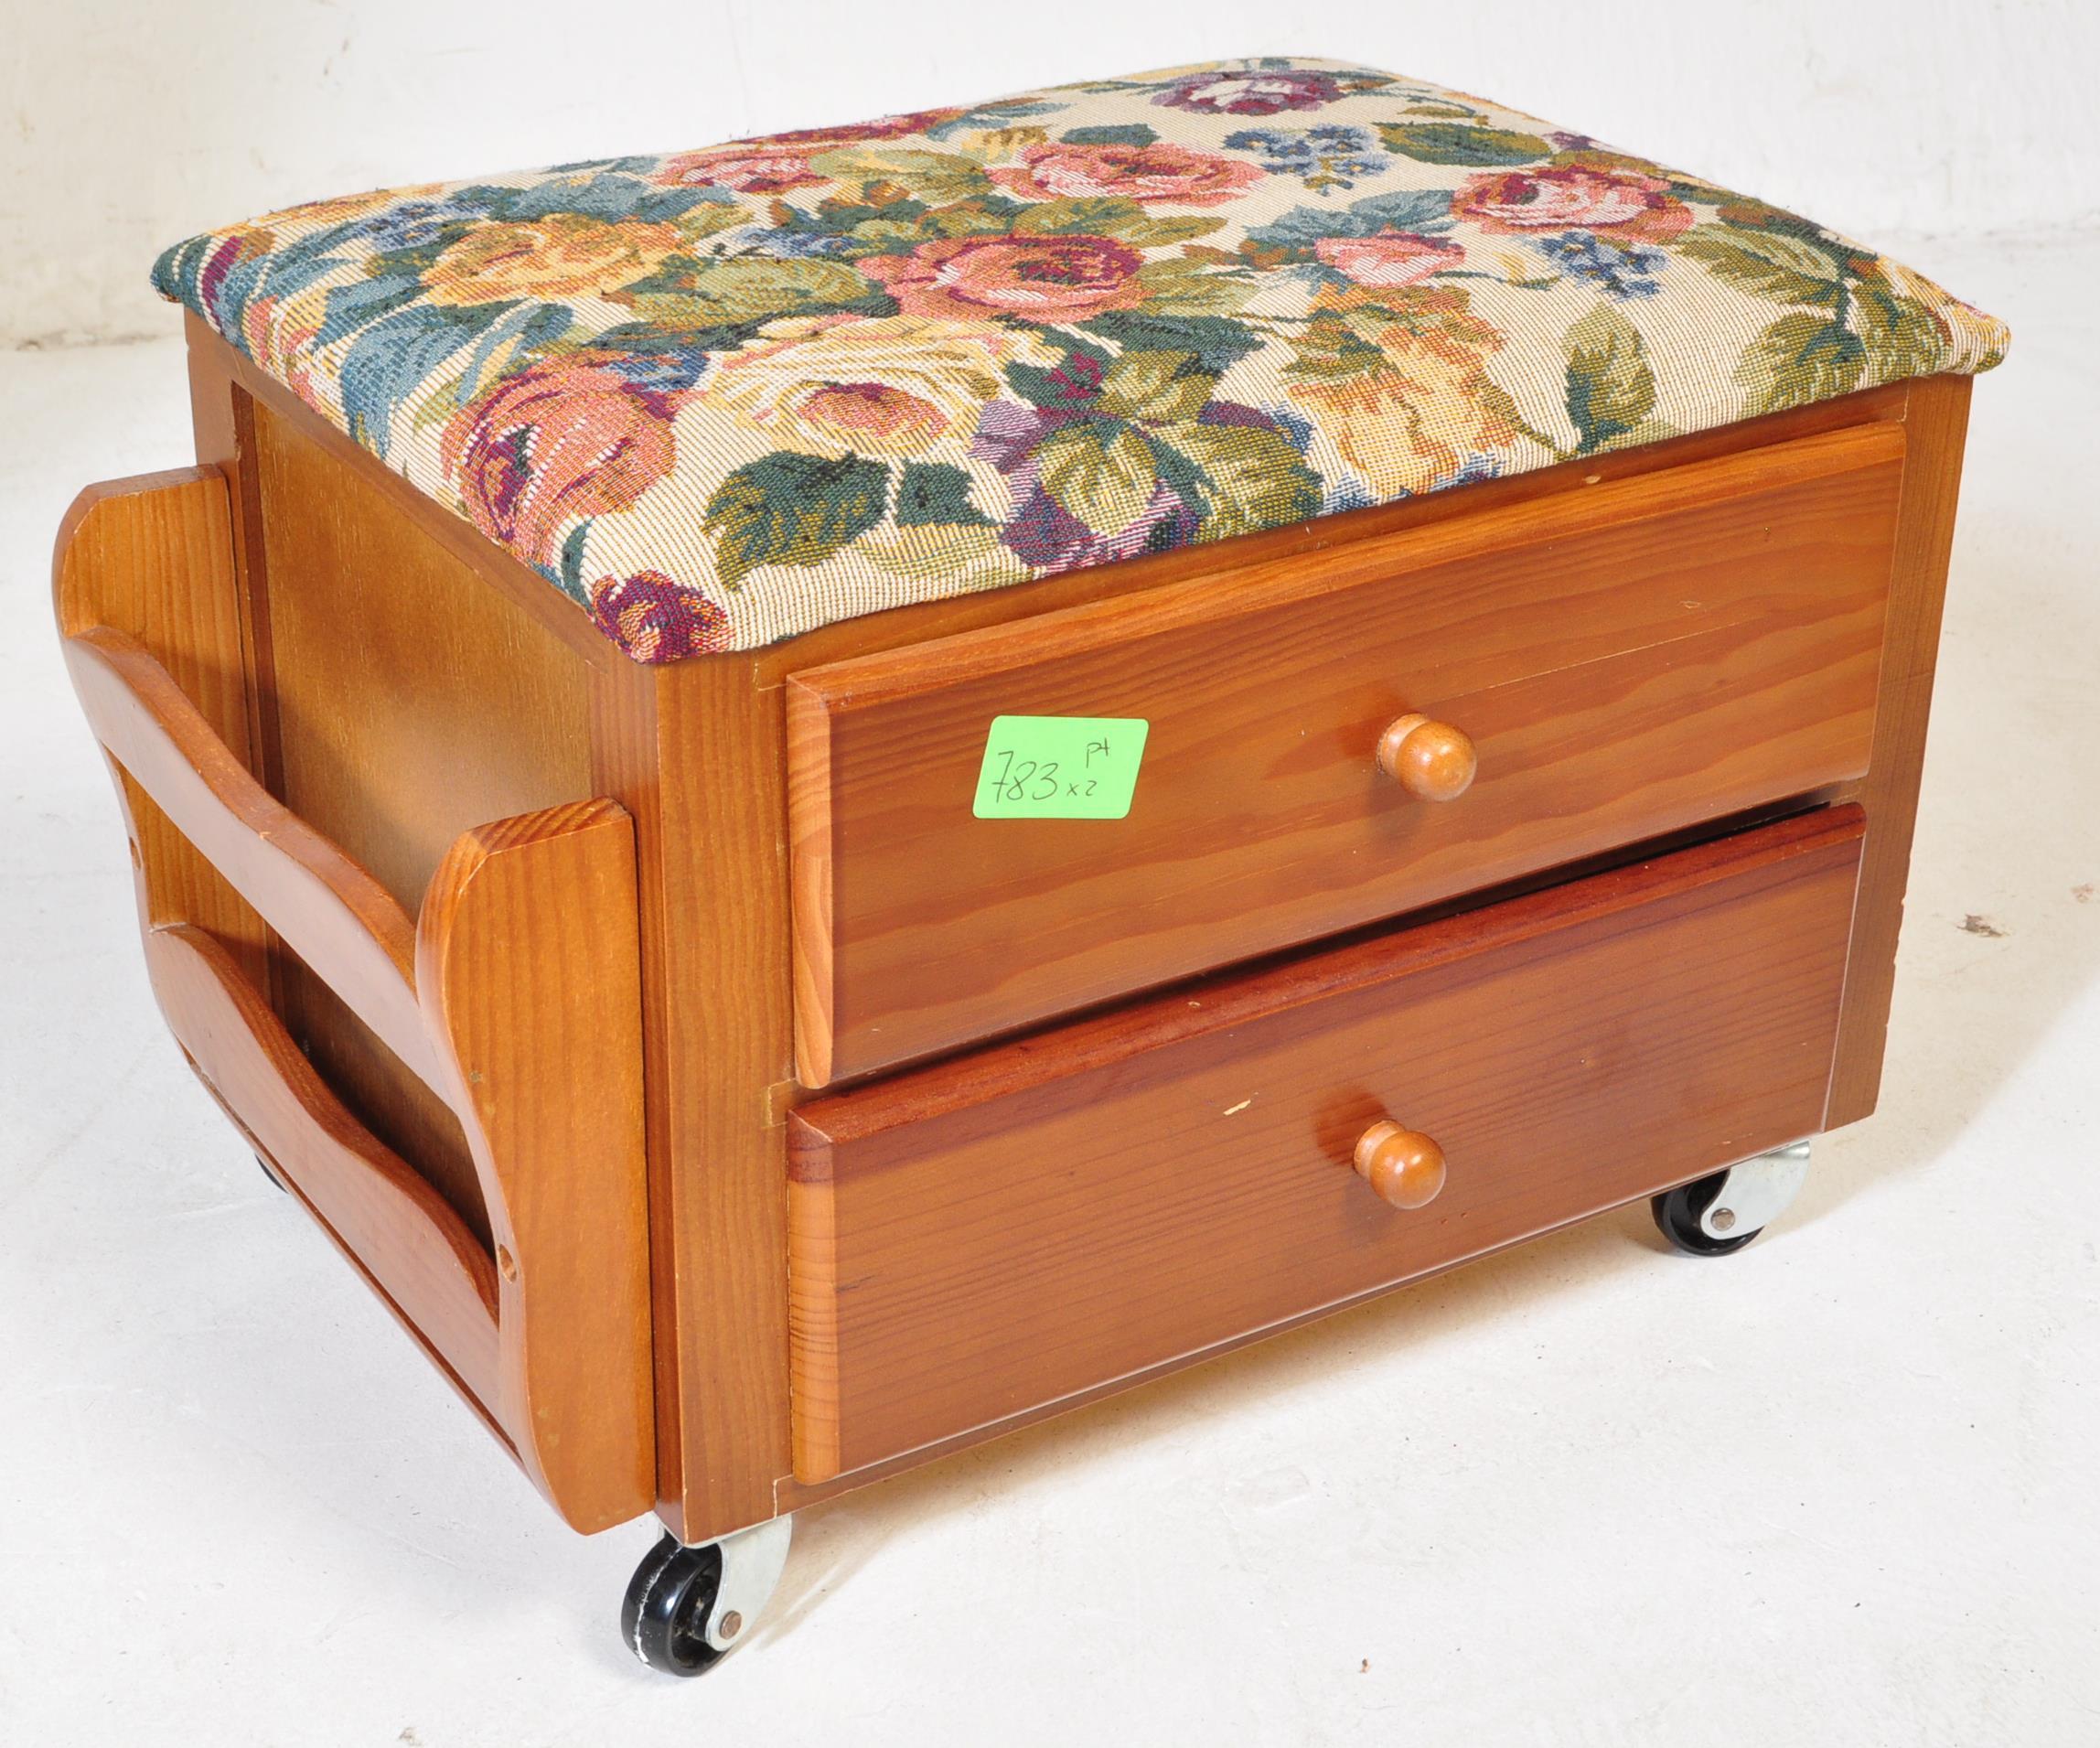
[2,232,2095,1746]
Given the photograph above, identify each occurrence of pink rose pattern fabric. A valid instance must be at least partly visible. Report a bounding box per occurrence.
[153,57,2008,662]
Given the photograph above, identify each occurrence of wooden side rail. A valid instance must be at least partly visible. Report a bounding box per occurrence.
[417,801,653,1527]
[147,922,506,1414]
[53,471,653,1534]
[63,623,441,1088]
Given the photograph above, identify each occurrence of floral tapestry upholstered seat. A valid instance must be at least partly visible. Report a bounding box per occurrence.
[153,56,2008,662]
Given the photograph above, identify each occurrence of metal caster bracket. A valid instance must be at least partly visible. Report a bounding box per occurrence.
[1698,1139,1811,1242]
[704,1515,795,1653]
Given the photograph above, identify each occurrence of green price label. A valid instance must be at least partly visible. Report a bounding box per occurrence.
[973,715,1150,820]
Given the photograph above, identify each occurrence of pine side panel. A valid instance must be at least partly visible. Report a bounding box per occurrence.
[592,657,795,1542]
[1825,374,1974,1125]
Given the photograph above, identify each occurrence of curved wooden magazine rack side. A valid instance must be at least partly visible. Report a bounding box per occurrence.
[54,471,654,1535]
[145,921,506,1413]
[64,622,439,1085]
[417,801,654,1529]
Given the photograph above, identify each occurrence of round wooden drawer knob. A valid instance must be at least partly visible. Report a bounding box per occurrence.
[1376,713,1477,801]
[1353,1120,1447,1210]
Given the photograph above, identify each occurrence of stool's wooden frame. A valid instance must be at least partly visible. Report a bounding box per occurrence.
[54,314,1972,1547]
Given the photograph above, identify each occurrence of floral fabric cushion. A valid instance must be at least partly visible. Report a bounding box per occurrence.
[153,57,2007,663]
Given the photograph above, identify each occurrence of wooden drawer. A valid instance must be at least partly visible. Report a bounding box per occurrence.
[787,806,1863,1482]
[787,424,1902,1084]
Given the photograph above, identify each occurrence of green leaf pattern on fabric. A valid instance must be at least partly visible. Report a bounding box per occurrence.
[1562,305,1659,453]
[1038,424,1159,533]
[1377,123,1554,166]
[894,460,993,527]
[703,453,890,586]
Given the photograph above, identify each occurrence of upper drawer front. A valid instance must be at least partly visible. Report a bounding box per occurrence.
[787,807,1865,1484]
[788,423,1902,1084]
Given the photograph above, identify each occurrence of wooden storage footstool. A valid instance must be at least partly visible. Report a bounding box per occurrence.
[56,56,2006,1675]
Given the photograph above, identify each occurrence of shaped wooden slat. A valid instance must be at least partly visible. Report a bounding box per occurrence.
[61,622,439,1089]
[145,922,504,1420]
[418,800,655,1534]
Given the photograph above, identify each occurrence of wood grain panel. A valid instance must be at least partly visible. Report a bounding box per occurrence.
[52,469,272,992]
[587,657,796,1544]
[418,800,656,1534]
[1826,374,1973,1123]
[788,807,1865,1482]
[246,390,596,1235]
[248,396,596,913]
[195,315,619,670]
[187,338,284,818]
[789,424,1902,1084]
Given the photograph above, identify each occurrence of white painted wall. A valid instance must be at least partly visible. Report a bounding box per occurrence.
[4,0,2093,348]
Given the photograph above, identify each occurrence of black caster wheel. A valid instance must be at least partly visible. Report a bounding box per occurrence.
[256,1153,288,1192]
[621,1517,794,1678]
[624,1534,729,1678]
[1651,1172,1760,1256]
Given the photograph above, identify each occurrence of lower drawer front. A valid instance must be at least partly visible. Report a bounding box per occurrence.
[787,807,1864,1484]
